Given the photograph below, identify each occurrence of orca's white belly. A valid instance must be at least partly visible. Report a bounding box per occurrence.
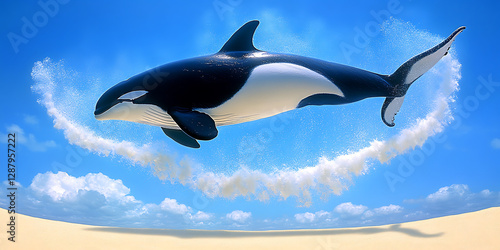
[198,63,344,126]
[102,103,177,128]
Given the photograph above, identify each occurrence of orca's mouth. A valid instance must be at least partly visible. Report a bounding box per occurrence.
[94,102,117,116]
[94,105,111,116]
[94,90,149,117]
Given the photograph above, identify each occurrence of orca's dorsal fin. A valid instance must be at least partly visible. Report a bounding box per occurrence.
[219,20,260,53]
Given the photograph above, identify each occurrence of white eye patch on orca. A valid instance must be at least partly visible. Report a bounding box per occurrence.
[118,90,148,101]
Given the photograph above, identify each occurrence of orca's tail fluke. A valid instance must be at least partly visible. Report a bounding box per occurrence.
[381,26,465,127]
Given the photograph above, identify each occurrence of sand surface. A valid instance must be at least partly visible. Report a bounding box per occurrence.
[1,207,499,249]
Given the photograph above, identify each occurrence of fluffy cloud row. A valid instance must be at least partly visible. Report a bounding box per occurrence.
[1,172,248,229]
[226,210,252,223]
[30,172,133,202]
[1,171,498,230]
[292,185,499,229]
[410,184,500,216]
[294,203,403,228]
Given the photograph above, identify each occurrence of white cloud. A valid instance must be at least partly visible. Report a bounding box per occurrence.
[191,211,213,221]
[30,171,133,202]
[373,204,403,215]
[491,138,500,149]
[480,189,492,196]
[363,210,375,218]
[293,204,403,228]
[295,212,316,223]
[3,171,216,229]
[426,184,469,202]
[406,184,500,216]
[3,124,56,152]
[226,210,252,223]
[159,198,191,215]
[24,114,39,125]
[294,210,331,223]
[334,202,368,216]
[362,204,403,219]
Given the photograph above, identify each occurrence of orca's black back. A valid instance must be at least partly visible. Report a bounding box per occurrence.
[134,52,392,111]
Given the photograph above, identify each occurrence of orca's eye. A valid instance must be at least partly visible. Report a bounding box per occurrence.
[118,91,148,101]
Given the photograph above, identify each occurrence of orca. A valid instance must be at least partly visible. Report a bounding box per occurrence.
[94,20,465,148]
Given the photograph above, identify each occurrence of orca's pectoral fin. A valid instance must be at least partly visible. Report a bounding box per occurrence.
[161,128,200,148]
[167,108,218,141]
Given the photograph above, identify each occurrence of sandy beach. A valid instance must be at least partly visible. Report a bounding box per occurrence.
[1,207,499,249]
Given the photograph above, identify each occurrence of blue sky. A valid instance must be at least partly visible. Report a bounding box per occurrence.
[1,0,499,230]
